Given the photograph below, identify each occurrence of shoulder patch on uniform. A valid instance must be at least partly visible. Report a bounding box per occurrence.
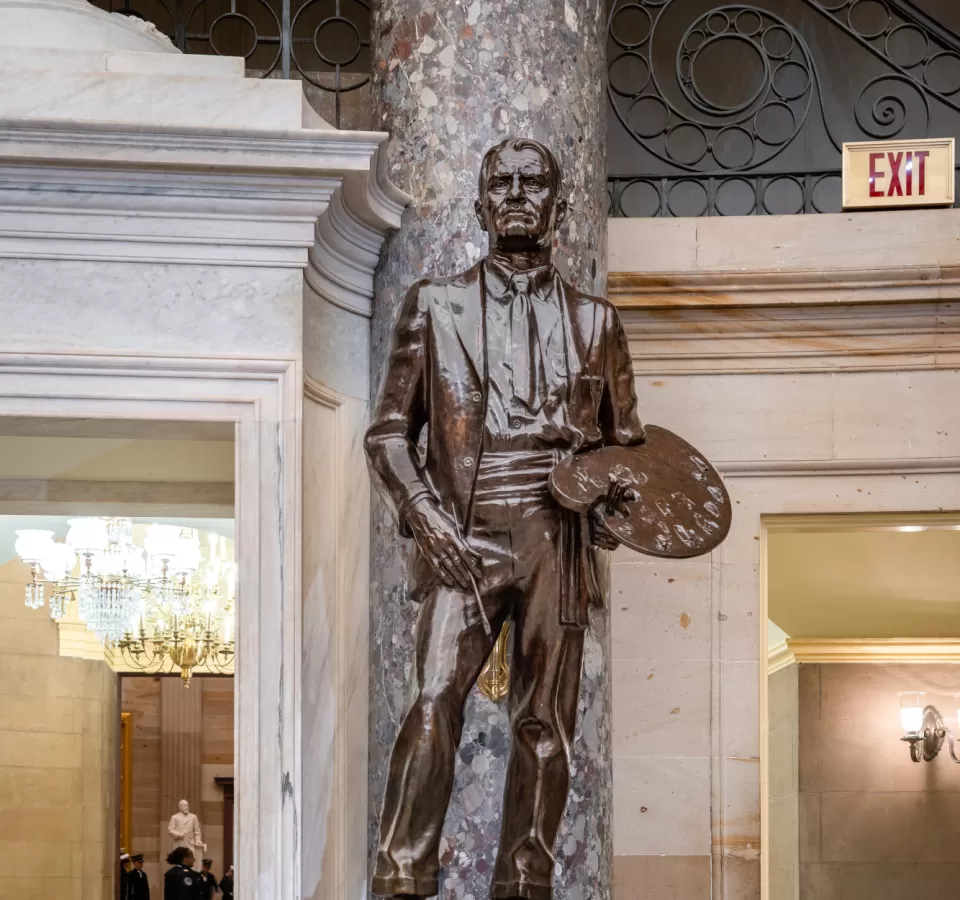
[184,877,193,886]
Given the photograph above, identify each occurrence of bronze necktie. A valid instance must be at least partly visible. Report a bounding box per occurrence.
[505,272,546,413]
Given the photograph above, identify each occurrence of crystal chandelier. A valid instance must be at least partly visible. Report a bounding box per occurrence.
[15,518,235,686]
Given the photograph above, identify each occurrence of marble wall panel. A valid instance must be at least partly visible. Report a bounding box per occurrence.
[0,71,305,130]
[0,260,303,358]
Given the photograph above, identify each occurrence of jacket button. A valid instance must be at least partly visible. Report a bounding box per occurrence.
[463,456,475,468]
[471,392,482,403]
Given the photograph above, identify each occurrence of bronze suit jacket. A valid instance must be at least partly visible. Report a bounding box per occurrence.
[365,261,646,621]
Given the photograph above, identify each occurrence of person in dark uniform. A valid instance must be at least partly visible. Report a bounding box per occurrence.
[163,847,197,900]
[197,858,219,899]
[129,853,150,900]
[121,853,133,900]
[219,866,233,900]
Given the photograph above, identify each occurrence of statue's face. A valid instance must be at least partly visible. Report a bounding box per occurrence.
[475,146,565,251]
[179,800,189,814]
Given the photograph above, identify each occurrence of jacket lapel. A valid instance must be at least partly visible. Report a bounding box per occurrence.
[446,263,485,384]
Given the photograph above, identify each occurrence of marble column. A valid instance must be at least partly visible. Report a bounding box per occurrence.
[368,3,610,900]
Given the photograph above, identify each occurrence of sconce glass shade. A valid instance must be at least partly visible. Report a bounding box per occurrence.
[954,693,960,730]
[899,691,925,733]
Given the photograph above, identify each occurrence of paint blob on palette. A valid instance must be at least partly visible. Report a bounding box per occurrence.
[550,425,731,559]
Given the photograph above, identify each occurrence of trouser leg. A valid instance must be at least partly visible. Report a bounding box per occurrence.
[372,584,500,897]
[492,558,585,900]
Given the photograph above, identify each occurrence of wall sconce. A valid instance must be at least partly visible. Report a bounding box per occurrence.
[898,691,960,763]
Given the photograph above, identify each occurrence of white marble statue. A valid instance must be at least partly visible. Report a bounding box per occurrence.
[168,799,206,855]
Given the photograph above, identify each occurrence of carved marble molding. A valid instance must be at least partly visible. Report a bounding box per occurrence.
[0,117,409,311]
[609,211,960,376]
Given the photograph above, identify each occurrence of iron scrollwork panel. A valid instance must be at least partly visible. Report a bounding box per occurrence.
[90,0,371,128]
[607,0,960,216]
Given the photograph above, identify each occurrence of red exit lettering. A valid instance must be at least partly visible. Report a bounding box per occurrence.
[869,149,931,198]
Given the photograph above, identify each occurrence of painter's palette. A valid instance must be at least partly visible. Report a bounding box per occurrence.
[550,426,731,558]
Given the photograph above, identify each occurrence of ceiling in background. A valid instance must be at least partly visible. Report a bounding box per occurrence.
[768,526,960,640]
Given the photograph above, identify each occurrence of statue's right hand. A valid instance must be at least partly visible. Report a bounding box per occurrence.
[407,498,483,590]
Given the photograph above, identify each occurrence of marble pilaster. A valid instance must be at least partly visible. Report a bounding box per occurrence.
[368,3,610,900]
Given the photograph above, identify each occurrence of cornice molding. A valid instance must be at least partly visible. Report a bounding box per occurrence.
[767,641,796,675]
[786,639,960,664]
[0,119,410,309]
[610,266,960,310]
[0,117,390,171]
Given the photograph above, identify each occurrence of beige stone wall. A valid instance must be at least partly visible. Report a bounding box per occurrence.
[0,557,117,900]
[798,663,960,898]
[607,208,960,900]
[768,665,799,900]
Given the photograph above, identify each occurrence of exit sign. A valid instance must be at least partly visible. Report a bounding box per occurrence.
[843,138,955,210]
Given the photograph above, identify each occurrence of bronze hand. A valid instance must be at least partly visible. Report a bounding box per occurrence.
[406,497,483,590]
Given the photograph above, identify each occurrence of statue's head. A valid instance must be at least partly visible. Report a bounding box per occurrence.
[475,138,566,253]
[179,799,189,814]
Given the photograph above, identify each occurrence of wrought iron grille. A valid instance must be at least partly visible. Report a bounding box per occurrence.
[606,0,960,215]
[91,0,371,128]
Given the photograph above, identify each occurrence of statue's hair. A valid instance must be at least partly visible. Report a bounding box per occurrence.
[478,138,561,196]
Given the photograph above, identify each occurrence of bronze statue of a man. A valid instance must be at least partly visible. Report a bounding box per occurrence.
[366,137,646,900]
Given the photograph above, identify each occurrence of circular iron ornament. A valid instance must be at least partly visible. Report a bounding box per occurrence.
[854,74,930,138]
[760,24,795,60]
[607,2,816,174]
[209,12,259,59]
[666,178,709,216]
[619,179,662,217]
[689,34,770,114]
[611,3,653,49]
[772,60,811,102]
[884,24,928,70]
[665,123,709,166]
[924,52,960,97]
[847,0,892,41]
[813,0,853,10]
[754,100,796,146]
[811,174,843,214]
[313,17,362,67]
[610,51,651,97]
[684,29,707,53]
[187,0,282,74]
[706,11,730,35]
[627,95,670,138]
[290,0,371,95]
[713,125,757,169]
[735,9,763,37]
[549,427,732,559]
[763,176,805,215]
[714,176,758,215]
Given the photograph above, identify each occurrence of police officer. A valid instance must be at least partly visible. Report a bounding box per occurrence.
[163,847,198,900]
[120,853,133,900]
[196,858,219,899]
[129,853,150,900]
[219,866,233,900]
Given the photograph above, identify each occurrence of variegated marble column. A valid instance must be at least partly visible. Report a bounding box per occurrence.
[368,3,610,900]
